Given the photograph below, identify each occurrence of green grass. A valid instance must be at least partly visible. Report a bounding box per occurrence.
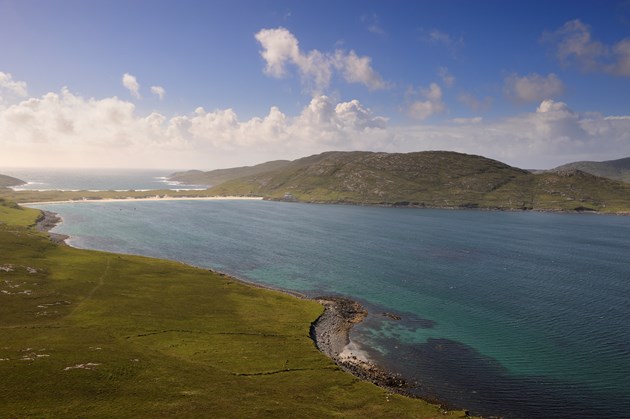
[0,200,468,418]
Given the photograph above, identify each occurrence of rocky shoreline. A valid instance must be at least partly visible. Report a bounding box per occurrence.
[34,210,69,244]
[310,296,409,392]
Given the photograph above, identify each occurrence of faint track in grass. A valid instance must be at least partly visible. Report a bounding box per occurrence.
[71,257,111,315]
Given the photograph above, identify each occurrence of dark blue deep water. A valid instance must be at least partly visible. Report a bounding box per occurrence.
[33,200,630,418]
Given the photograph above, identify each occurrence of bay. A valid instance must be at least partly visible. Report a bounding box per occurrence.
[32,199,630,418]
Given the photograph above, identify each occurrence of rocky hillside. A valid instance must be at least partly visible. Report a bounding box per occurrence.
[552,157,630,182]
[204,151,630,213]
[0,174,25,189]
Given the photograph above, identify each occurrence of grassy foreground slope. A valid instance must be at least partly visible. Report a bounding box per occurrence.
[0,201,466,418]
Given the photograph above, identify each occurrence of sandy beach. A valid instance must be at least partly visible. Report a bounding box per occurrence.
[24,196,264,205]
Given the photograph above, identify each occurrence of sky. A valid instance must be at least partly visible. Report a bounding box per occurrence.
[0,0,629,170]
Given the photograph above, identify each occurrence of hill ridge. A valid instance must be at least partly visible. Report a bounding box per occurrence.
[552,157,630,182]
[200,150,630,213]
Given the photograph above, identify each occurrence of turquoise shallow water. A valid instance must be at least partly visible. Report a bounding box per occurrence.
[34,199,630,418]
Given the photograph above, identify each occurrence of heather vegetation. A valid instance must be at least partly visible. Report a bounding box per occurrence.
[552,157,630,183]
[202,151,630,213]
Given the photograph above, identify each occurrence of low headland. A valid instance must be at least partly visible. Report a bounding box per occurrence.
[0,200,473,417]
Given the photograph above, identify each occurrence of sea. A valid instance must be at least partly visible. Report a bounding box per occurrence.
[17,169,630,418]
[0,167,205,191]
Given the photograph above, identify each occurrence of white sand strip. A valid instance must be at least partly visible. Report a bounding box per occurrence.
[23,196,264,205]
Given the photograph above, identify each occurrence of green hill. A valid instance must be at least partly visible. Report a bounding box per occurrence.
[0,174,25,189]
[206,151,630,213]
[169,160,291,186]
[552,157,630,182]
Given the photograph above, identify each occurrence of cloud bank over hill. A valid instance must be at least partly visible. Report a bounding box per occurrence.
[1,75,628,170]
[1,23,629,170]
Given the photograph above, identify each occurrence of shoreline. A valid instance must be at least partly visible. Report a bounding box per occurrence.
[309,296,410,392]
[30,208,445,411]
[34,210,70,244]
[24,196,264,205]
[19,191,630,216]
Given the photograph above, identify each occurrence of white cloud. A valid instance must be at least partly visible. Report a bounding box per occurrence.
[255,27,301,78]
[406,83,446,120]
[543,19,630,77]
[334,50,387,90]
[255,27,387,93]
[392,100,630,168]
[122,73,141,98]
[1,79,628,170]
[504,73,565,102]
[0,72,28,97]
[0,84,389,168]
[151,85,166,100]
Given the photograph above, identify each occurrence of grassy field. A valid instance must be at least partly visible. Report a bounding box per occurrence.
[0,199,468,418]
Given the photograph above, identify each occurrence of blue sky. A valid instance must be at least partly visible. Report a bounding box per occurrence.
[0,0,629,169]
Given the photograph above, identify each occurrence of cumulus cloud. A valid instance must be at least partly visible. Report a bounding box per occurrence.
[0,72,28,97]
[151,85,166,100]
[255,27,387,93]
[1,76,628,170]
[406,83,446,120]
[0,84,390,168]
[543,19,630,76]
[0,88,175,150]
[122,73,141,98]
[504,73,565,102]
[393,99,630,168]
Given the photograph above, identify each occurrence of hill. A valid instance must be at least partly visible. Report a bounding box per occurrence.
[206,151,630,213]
[169,160,291,186]
[0,174,25,189]
[552,157,630,182]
